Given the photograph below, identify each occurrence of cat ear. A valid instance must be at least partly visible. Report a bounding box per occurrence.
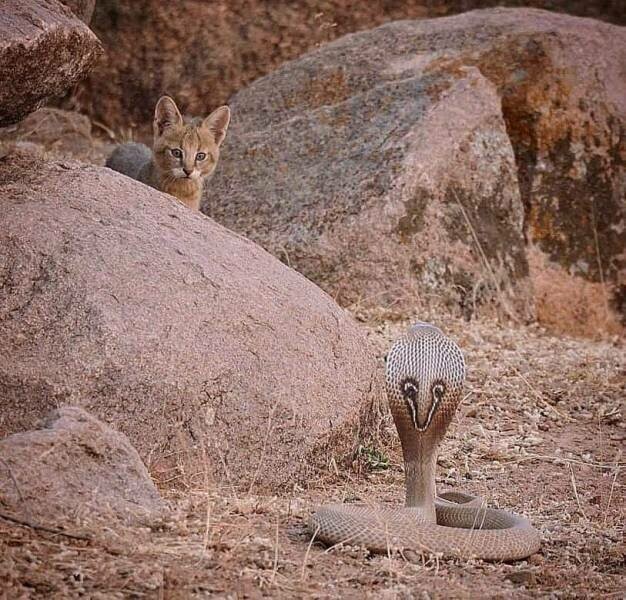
[202,106,230,147]
[154,96,183,136]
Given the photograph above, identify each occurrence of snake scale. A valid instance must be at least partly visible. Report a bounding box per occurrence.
[310,322,540,561]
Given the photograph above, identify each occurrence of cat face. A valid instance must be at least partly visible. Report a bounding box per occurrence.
[152,96,230,183]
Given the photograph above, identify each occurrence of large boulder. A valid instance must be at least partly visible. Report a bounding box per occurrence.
[78,1,624,132]
[0,407,163,525]
[205,9,626,327]
[210,64,530,319]
[427,10,626,325]
[0,0,102,127]
[0,152,384,490]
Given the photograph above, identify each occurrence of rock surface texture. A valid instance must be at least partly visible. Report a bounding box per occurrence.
[0,407,163,524]
[0,152,383,490]
[0,107,112,164]
[60,0,96,24]
[78,1,625,130]
[0,0,102,127]
[205,9,625,329]
[211,63,530,319]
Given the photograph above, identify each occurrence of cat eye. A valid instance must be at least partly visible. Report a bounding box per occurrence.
[170,148,183,159]
[195,152,207,161]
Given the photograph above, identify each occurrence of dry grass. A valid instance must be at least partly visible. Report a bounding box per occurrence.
[451,188,521,324]
[1,311,624,599]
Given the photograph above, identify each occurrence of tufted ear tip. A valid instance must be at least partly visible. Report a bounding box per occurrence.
[154,96,183,136]
[202,105,231,147]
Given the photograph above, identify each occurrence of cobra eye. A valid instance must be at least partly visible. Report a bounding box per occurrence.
[402,379,418,401]
[195,152,207,161]
[400,378,419,429]
[432,382,445,402]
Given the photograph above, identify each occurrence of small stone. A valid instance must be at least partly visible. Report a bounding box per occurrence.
[0,407,164,525]
[505,570,537,586]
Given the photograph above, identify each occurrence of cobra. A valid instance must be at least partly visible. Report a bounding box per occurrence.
[309,322,540,560]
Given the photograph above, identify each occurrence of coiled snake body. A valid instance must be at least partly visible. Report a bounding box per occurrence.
[309,323,540,561]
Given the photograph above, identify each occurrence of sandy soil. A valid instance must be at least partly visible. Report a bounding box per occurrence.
[1,307,623,599]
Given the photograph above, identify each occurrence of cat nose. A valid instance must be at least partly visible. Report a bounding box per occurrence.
[183,167,192,176]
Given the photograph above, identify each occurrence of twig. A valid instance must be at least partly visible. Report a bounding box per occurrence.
[247,403,278,496]
[322,530,364,553]
[199,440,213,558]
[510,454,624,469]
[0,458,25,505]
[590,202,611,325]
[466,496,488,556]
[202,494,212,555]
[0,511,91,541]
[451,189,517,323]
[301,525,320,582]
[347,284,420,313]
[603,465,620,527]
[385,522,393,581]
[92,120,119,142]
[568,464,588,521]
[278,245,292,268]
[269,513,280,586]
[510,362,569,421]
[213,441,238,500]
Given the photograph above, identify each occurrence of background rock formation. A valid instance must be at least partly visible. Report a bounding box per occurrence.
[0,153,384,491]
[208,63,531,319]
[0,0,101,127]
[0,108,112,164]
[75,0,624,131]
[0,407,163,525]
[205,9,625,331]
[60,0,96,24]
[0,3,623,596]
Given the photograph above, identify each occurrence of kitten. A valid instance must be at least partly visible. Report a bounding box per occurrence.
[106,96,230,210]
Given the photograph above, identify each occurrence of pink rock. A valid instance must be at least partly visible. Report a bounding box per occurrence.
[0,152,384,491]
[0,0,102,126]
[205,9,625,326]
[0,407,163,524]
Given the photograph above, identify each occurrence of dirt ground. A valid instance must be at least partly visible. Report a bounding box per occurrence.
[1,306,623,599]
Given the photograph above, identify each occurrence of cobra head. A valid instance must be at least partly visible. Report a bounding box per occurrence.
[385,323,466,458]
